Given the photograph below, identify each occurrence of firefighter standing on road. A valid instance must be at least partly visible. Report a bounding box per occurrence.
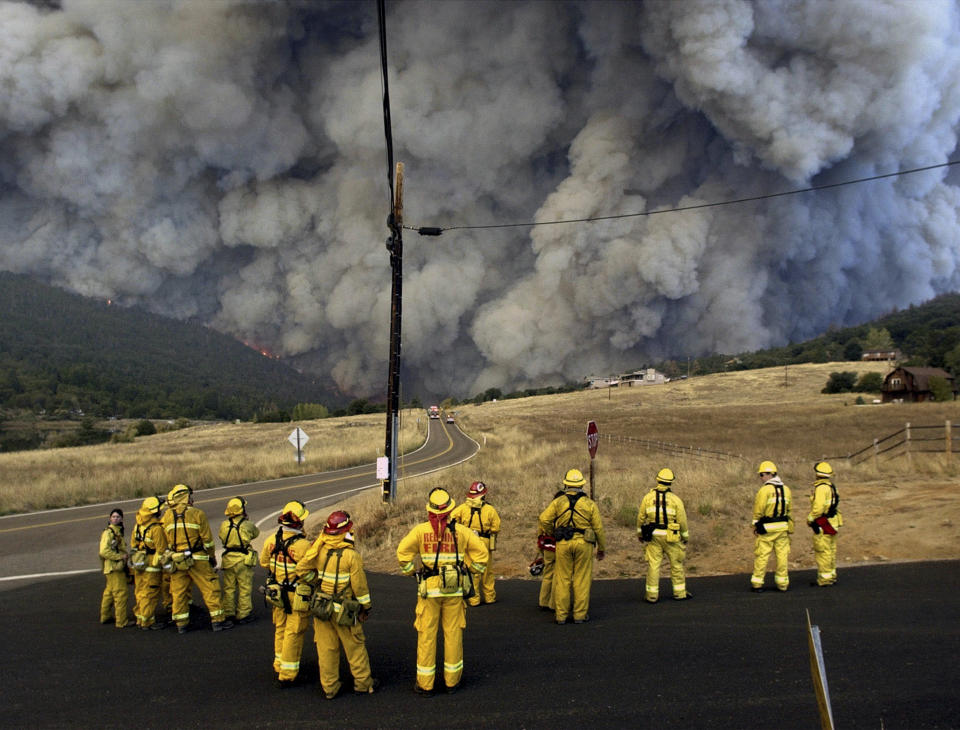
[750,461,794,592]
[807,461,843,587]
[450,481,501,606]
[162,484,232,633]
[296,510,377,699]
[99,508,131,628]
[218,496,260,625]
[538,469,606,624]
[131,497,167,629]
[397,488,488,695]
[260,501,314,687]
[638,468,691,602]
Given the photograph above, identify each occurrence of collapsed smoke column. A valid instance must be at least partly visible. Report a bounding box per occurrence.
[1,0,959,399]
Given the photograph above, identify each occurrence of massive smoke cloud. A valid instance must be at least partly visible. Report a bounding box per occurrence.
[2,0,960,399]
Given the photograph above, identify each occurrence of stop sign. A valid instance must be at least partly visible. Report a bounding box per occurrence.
[586,420,599,458]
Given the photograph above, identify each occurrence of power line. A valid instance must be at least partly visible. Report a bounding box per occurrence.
[406,158,960,236]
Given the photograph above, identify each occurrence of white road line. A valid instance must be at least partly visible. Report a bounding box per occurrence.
[0,568,99,582]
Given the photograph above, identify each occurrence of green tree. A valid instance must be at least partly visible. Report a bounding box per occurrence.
[862,327,895,351]
[854,372,884,393]
[945,342,960,376]
[843,340,863,361]
[929,376,954,402]
[822,372,858,394]
[291,403,329,420]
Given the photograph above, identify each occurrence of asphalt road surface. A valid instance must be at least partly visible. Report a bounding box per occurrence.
[1,560,957,728]
[0,418,477,580]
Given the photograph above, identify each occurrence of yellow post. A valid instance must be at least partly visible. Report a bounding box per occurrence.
[947,420,953,465]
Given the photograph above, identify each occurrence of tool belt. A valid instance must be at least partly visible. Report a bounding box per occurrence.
[754,516,788,535]
[163,551,195,573]
[554,525,584,542]
[130,549,150,572]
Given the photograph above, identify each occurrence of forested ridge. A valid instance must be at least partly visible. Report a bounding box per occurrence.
[0,272,334,421]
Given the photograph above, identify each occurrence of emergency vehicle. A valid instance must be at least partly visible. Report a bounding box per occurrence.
[428,405,440,419]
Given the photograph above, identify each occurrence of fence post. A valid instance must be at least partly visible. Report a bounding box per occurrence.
[873,438,879,472]
[905,422,912,469]
[947,420,953,465]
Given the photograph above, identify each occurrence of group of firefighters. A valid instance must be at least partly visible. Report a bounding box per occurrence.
[99,460,842,695]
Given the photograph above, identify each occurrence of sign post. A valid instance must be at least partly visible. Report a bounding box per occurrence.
[586,420,599,499]
[288,427,309,464]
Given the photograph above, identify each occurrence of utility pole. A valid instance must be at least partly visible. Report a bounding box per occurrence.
[383,162,404,503]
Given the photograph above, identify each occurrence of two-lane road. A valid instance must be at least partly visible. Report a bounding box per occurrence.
[0,419,478,583]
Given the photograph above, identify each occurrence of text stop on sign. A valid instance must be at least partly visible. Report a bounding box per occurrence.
[586,420,599,458]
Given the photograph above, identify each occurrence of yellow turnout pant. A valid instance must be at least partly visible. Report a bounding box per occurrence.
[752,531,791,590]
[272,607,311,680]
[313,617,373,695]
[812,532,838,585]
[133,569,162,627]
[553,538,593,622]
[414,595,466,691]
[100,571,129,627]
[538,550,556,609]
[170,560,224,626]
[644,537,687,601]
[221,562,255,620]
[468,536,496,606]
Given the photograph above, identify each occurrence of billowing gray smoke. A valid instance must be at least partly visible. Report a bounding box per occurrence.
[2,0,960,399]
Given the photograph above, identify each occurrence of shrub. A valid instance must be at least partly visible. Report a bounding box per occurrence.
[822,371,858,393]
[929,376,954,402]
[134,419,157,436]
[854,372,884,393]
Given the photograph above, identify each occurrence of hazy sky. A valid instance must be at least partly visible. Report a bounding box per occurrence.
[2,0,960,399]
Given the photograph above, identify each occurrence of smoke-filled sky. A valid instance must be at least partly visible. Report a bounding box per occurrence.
[2,0,960,399]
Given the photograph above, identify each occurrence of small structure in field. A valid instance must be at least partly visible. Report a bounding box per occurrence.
[620,368,668,387]
[862,349,903,362]
[881,366,956,403]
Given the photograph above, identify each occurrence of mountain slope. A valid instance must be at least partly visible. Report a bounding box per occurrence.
[0,272,335,420]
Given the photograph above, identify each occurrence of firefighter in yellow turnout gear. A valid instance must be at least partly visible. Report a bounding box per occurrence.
[807,461,843,586]
[638,468,691,602]
[397,488,488,694]
[131,497,168,629]
[99,508,130,627]
[161,484,231,633]
[218,496,260,624]
[296,510,377,699]
[450,481,501,606]
[750,461,794,592]
[538,469,606,624]
[261,501,314,687]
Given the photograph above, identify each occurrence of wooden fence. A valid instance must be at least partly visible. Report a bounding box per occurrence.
[825,420,957,467]
[579,431,741,462]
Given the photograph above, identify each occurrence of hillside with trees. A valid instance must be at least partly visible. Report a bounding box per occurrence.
[0,272,336,425]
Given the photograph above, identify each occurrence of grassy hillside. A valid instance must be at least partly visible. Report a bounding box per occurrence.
[0,271,335,424]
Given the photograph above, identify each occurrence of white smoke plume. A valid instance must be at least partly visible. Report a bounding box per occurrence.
[2,0,960,400]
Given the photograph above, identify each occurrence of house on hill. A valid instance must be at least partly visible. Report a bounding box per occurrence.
[620,368,668,387]
[881,366,956,403]
[862,349,903,362]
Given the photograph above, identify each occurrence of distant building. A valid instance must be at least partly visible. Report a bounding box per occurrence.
[881,366,956,403]
[585,375,619,389]
[862,349,902,362]
[620,368,668,387]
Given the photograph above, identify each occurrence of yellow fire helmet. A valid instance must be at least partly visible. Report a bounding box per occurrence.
[656,467,675,486]
[279,500,309,527]
[224,497,246,516]
[167,484,192,506]
[757,460,778,475]
[814,461,834,478]
[563,468,586,489]
[426,488,455,515]
[139,496,163,516]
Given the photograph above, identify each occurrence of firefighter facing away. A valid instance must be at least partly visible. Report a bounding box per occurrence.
[218,496,260,624]
[162,484,232,632]
[397,488,488,694]
[807,461,843,586]
[538,469,606,624]
[260,501,314,687]
[131,497,168,629]
[638,468,691,602]
[296,510,377,699]
[99,508,130,628]
[450,481,501,606]
[750,461,794,592]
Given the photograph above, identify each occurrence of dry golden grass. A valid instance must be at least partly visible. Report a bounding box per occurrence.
[332,362,960,581]
[0,410,425,514]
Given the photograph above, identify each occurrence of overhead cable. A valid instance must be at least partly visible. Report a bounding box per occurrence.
[406,158,960,237]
